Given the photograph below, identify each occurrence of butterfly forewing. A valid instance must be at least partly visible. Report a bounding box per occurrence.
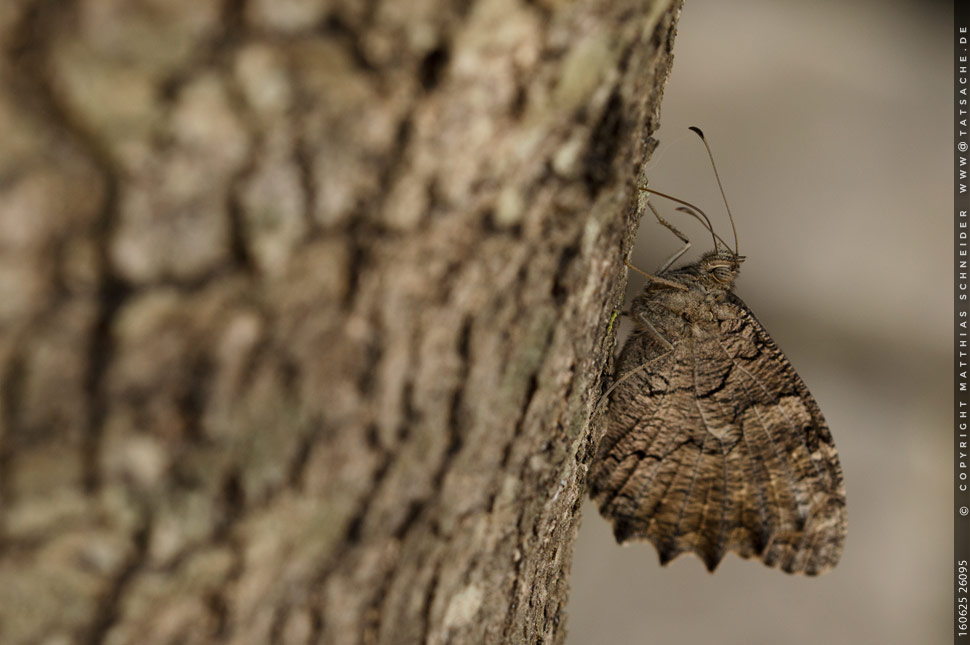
[590,260,846,575]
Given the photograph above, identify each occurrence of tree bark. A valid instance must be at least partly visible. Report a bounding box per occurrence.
[0,0,681,643]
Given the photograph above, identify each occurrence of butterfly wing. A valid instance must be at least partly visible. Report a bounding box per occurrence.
[590,293,846,575]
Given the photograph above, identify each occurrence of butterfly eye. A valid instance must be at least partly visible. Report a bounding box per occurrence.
[712,266,733,282]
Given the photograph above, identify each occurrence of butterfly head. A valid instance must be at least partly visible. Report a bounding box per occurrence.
[697,251,745,288]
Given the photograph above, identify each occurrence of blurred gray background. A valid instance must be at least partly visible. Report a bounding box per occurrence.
[568,0,952,643]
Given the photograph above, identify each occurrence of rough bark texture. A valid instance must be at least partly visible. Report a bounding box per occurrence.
[0,0,680,643]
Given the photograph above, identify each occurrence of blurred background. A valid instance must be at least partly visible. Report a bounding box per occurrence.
[568,0,953,643]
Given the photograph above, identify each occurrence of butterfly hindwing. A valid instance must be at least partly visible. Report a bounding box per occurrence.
[590,285,846,575]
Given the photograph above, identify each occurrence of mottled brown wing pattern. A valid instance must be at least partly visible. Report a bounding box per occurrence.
[590,293,846,575]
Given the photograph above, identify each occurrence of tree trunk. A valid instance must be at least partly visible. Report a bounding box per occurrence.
[0,0,681,643]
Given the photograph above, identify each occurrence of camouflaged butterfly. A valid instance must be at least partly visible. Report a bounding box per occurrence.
[589,128,846,575]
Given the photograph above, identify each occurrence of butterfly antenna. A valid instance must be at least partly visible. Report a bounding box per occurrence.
[673,206,733,252]
[638,186,722,252]
[688,126,739,256]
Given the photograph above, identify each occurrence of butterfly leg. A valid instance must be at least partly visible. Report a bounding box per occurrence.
[597,347,673,409]
[647,201,692,273]
[635,309,673,351]
[623,201,692,291]
[624,260,689,291]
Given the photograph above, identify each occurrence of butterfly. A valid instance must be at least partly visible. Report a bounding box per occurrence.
[588,128,846,575]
